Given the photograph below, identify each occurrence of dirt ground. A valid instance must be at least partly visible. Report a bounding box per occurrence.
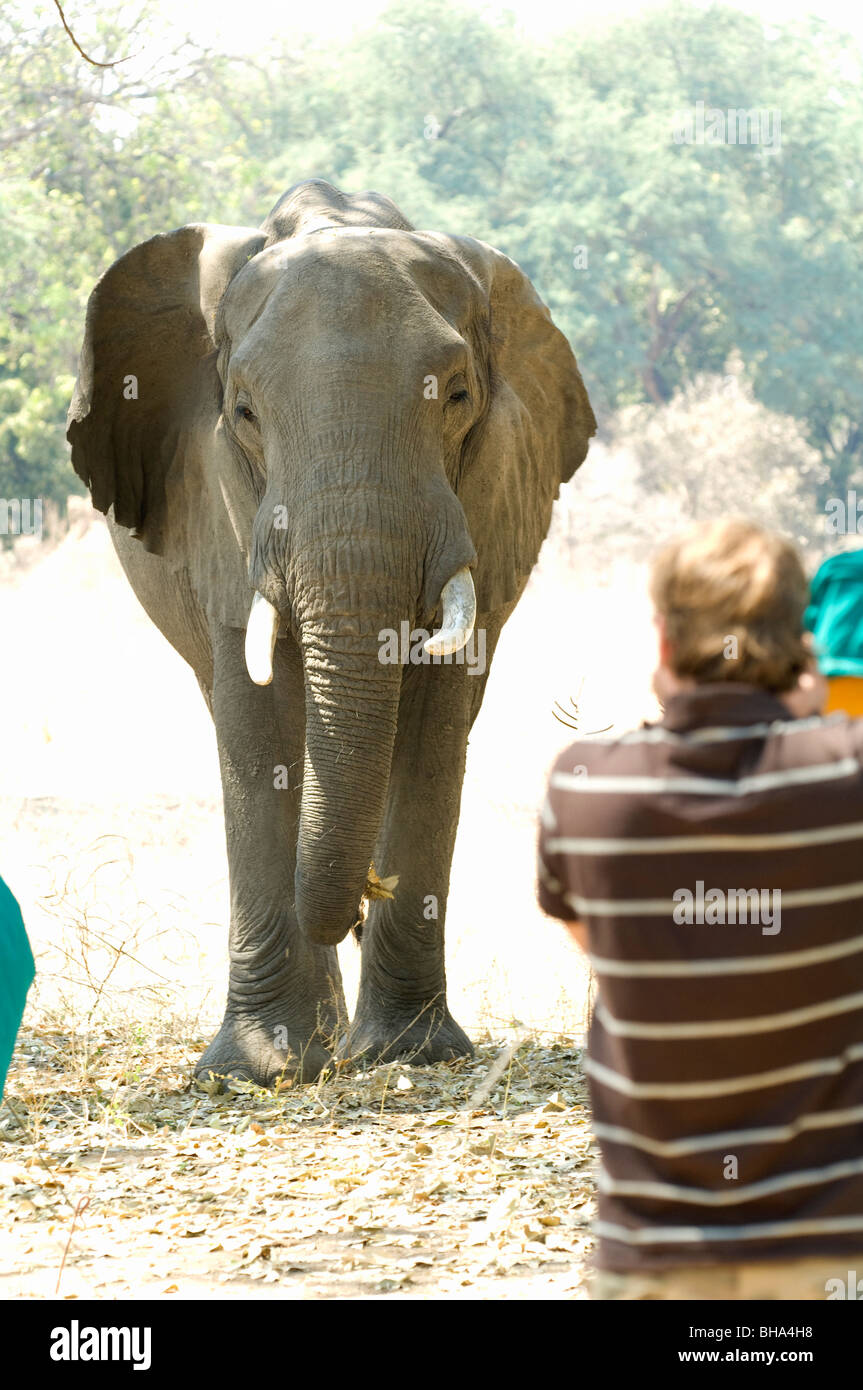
[1,474,658,1299]
[1,1032,596,1300]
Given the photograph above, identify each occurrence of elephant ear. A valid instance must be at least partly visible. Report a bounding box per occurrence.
[443,236,596,614]
[67,223,266,554]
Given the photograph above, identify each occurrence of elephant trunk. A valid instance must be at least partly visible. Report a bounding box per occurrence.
[291,566,477,944]
[246,458,477,947]
[293,613,404,945]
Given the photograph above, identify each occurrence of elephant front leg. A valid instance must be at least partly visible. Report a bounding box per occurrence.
[346,641,499,1067]
[196,626,346,1089]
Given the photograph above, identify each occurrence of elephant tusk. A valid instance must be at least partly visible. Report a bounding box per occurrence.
[423,566,476,658]
[245,591,281,685]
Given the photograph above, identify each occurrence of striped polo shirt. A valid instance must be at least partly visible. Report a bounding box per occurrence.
[537,683,863,1272]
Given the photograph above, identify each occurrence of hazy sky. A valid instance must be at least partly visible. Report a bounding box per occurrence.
[146,0,862,48]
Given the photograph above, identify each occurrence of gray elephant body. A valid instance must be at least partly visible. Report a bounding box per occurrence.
[68,180,595,1085]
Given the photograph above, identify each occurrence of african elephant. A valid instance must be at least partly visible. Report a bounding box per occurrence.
[67,179,596,1087]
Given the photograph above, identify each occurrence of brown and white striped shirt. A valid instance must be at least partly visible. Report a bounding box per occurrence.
[537,684,863,1271]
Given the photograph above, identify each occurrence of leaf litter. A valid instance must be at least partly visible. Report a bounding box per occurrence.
[1,1029,596,1299]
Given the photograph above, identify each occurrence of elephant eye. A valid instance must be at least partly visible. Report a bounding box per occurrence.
[446,376,471,406]
[235,403,258,425]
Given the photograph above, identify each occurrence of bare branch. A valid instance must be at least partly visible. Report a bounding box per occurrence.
[52,0,134,69]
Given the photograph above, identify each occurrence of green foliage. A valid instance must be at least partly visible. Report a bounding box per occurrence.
[0,0,860,523]
[0,178,94,511]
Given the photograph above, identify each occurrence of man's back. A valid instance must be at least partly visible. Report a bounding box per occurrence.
[538,683,863,1273]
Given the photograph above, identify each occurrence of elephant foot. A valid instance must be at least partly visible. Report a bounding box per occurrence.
[194,1013,332,1091]
[342,1007,474,1068]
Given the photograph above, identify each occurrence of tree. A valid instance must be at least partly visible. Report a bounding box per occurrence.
[0,0,860,527]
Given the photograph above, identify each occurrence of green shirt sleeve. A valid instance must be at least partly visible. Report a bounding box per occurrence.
[0,875,35,1099]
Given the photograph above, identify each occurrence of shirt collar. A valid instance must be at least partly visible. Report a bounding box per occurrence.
[654,683,792,734]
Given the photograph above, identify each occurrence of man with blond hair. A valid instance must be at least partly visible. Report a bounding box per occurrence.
[538,519,863,1299]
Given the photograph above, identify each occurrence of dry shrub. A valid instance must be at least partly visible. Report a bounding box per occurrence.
[542,367,831,573]
[612,367,829,553]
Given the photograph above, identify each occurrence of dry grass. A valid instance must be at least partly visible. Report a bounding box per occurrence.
[1,827,596,1300]
[2,1021,596,1300]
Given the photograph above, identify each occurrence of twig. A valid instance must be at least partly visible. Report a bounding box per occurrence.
[55,1196,90,1295]
[51,0,133,68]
[465,1028,530,1109]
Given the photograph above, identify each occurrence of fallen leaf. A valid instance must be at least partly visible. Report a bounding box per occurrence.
[364,864,400,901]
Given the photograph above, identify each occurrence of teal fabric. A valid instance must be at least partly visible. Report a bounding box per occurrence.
[0,875,35,1099]
[805,550,863,677]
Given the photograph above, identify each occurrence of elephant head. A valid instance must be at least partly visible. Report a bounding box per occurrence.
[68,179,596,947]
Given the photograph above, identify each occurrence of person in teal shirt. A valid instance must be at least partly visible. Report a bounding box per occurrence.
[805,548,863,716]
[0,875,35,1099]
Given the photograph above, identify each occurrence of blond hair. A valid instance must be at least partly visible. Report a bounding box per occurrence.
[649,519,810,693]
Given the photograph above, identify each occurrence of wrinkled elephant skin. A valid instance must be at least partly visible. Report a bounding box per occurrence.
[67,179,596,1087]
